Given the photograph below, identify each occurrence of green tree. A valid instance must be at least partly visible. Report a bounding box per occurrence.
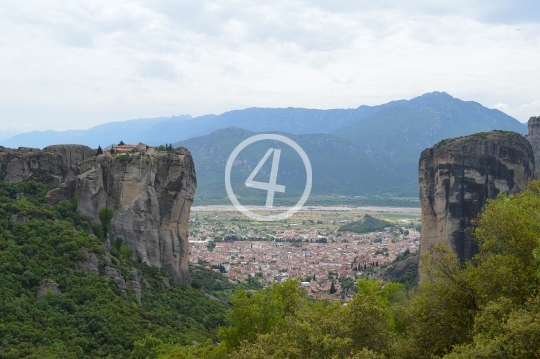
[229,302,351,359]
[98,207,114,239]
[444,294,540,359]
[130,336,165,359]
[218,279,305,353]
[97,145,103,155]
[226,279,399,359]
[468,183,540,305]
[118,140,125,146]
[398,180,540,359]
[397,246,477,358]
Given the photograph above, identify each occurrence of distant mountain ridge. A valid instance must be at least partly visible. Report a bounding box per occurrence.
[4,92,521,150]
[1,116,190,149]
[174,127,418,206]
[333,92,527,179]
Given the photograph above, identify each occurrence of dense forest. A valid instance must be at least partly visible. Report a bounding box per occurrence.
[1,179,540,358]
[0,181,229,358]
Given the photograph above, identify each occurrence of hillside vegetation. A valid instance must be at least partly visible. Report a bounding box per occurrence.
[155,180,540,358]
[0,181,229,358]
[338,215,392,234]
[2,179,540,358]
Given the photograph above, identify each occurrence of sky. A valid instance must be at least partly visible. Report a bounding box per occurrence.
[1,0,539,136]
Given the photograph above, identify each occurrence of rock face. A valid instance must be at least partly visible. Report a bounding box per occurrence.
[0,145,94,186]
[78,249,100,275]
[105,266,127,290]
[0,145,196,285]
[37,279,62,299]
[526,116,540,176]
[419,131,534,262]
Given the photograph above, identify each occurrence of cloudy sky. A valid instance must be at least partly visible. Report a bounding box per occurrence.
[1,0,539,135]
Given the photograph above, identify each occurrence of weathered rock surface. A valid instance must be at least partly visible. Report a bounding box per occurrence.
[0,145,94,186]
[526,116,540,176]
[375,255,419,282]
[0,145,196,285]
[419,131,534,262]
[131,269,143,303]
[78,249,99,275]
[37,279,62,299]
[105,266,127,290]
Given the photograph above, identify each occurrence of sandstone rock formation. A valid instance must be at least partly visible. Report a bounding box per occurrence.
[0,144,196,285]
[526,116,540,176]
[419,131,534,262]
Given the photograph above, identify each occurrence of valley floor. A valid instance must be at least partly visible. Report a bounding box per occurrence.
[188,206,421,300]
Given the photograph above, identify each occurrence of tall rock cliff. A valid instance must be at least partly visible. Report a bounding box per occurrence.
[419,131,534,262]
[526,116,540,176]
[0,144,196,285]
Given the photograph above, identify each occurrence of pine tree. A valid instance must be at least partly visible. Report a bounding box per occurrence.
[97,145,103,155]
[118,140,125,146]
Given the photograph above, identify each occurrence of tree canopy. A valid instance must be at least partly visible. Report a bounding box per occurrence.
[2,178,540,358]
[0,181,228,357]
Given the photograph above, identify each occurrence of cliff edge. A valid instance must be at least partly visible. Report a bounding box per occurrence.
[0,144,196,285]
[419,131,534,262]
[526,116,540,176]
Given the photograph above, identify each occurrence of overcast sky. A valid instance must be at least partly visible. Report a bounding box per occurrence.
[1,0,539,134]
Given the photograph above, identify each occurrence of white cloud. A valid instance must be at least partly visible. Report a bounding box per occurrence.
[520,100,540,108]
[0,1,539,130]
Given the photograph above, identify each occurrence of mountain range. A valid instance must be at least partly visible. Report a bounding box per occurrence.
[2,92,528,206]
[175,127,419,206]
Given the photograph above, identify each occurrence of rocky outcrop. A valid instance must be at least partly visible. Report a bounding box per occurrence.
[131,269,143,303]
[105,266,127,290]
[526,116,540,176]
[78,249,99,275]
[37,279,62,299]
[0,145,196,285]
[419,131,534,262]
[375,255,419,282]
[0,145,94,186]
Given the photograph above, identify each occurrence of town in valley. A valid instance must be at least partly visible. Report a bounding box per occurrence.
[188,206,421,300]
